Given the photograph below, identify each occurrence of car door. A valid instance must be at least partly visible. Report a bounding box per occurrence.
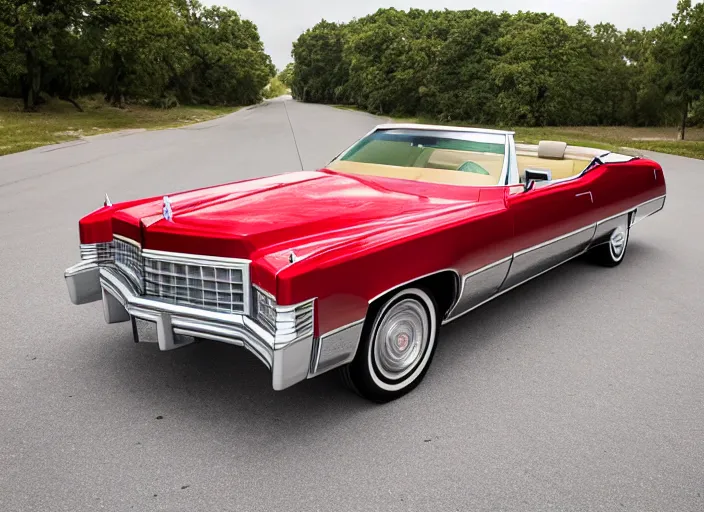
[501,176,597,291]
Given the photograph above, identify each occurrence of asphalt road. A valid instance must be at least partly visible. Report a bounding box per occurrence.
[1,97,702,512]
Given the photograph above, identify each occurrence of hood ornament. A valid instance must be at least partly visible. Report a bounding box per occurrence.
[104,193,112,207]
[162,196,173,221]
[288,251,298,263]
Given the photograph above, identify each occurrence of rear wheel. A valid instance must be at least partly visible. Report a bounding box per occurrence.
[341,288,439,403]
[589,218,630,267]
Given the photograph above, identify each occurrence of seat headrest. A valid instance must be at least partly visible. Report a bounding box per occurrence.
[538,140,567,160]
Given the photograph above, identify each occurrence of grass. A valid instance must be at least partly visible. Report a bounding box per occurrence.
[334,106,704,160]
[0,96,242,156]
[331,104,365,113]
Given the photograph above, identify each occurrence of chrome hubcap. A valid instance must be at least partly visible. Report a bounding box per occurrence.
[610,226,627,258]
[373,299,429,380]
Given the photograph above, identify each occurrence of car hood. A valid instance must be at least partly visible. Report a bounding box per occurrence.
[111,169,482,263]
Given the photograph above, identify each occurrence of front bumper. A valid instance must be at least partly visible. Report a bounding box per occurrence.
[64,262,314,390]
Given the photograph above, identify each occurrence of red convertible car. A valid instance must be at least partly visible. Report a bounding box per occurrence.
[65,124,666,402]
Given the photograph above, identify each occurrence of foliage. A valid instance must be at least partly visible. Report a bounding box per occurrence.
[667,0,704,138]
[277,63,294,88]
[263,77,288,99]
[292,7,704,136]
[291,20,348,103]
[0,0,272,110]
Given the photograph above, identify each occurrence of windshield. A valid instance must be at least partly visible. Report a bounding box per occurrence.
[329,129,507,186]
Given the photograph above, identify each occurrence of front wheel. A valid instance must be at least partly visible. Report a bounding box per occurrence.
[341,287,439,403]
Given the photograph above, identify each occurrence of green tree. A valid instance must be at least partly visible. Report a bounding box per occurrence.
[278,63,294,88]
[0,0,91,110]
[171,0,272,105]
[291,20,348,103]
[290,6,704,129]
[0,0,273,109]
[669,0,704,139]
[92,0,188,106]
[0,3,24,98]
[427,10,505,123]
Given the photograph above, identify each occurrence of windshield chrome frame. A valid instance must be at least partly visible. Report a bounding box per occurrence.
[505,134,519,186]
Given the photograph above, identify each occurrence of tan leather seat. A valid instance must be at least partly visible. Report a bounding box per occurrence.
[516,140,591,181]
[424,149,505,181]
[538,140,568,159]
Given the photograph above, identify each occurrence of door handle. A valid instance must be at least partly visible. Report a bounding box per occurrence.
[576,191,593,203]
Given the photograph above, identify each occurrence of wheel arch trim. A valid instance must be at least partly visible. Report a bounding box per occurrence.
[308,268,460,379]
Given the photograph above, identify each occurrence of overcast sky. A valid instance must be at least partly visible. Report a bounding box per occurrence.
[207,0,684,69]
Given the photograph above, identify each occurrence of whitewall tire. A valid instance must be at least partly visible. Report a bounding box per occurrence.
[341,288,439,402]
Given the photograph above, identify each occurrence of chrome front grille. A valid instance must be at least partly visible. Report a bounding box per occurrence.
[143,253,248,314]
[114,237,144,293]
[102,236,250,314]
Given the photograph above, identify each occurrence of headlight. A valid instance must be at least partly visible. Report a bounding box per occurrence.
[253,287,315,346]
[254,287,277,332]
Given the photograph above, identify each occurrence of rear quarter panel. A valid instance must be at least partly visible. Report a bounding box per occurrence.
[588,158,666,222]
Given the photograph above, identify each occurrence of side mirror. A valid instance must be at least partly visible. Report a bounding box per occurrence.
[523,168,551,192]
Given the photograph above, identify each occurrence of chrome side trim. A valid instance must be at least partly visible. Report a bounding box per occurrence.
[309,319,366,377]
[599,208,636,225]
[442,194,666,325]
[589,194,665,245]
[443,248,589,325]
[593,213,630,245]
[632,195,666,225]
[445,257,513,321]
[443,226,595,325]
[503,224,596,290]
[369,268,461,304]
[514,224,595,258]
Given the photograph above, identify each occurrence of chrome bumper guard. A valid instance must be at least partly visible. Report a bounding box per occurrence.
[64,263,314,390]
